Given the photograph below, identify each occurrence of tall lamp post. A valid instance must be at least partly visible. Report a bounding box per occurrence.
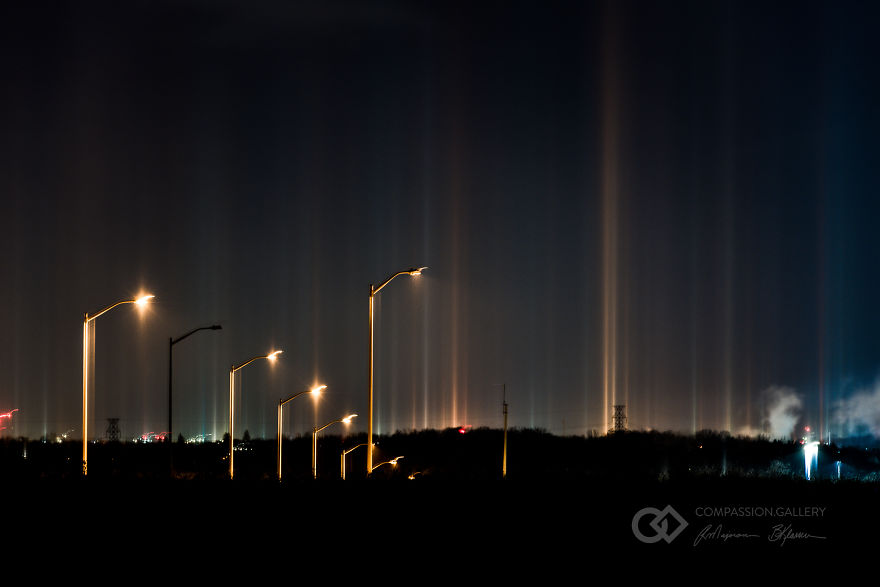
[82,293,154,476]
[312,414,356,479]
[367,266,427,475]
[229,350,282,480]
[276,384,325,481]
[169,324,222,474]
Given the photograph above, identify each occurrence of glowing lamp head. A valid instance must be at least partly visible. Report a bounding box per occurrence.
[311,384,327,395]
[342,414,358,424]
[408,266,428,276]
[267,350,283,361]
[134,294,155,307]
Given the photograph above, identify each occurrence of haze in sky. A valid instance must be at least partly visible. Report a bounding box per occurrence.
[1,0,878,444]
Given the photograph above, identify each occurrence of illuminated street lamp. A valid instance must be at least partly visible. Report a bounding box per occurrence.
[82,293,154,476]
[369,455,404,475]
[340,443,369,481]
[229,350,282,480]
[312,414,357,479]
[169,324,221,475]
[368,266,427,475]
[277,384,325,481]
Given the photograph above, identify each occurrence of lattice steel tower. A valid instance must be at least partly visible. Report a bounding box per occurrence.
[105,417,120,442]
[612,405,627,433]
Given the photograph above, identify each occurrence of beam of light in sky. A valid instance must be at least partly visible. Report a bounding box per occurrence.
[600,1,622,435]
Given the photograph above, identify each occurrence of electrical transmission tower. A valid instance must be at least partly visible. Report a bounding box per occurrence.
[611,405,627,433]
[105,417,120,442]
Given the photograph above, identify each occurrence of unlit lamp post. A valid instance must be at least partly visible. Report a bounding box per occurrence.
[169,324,221,474]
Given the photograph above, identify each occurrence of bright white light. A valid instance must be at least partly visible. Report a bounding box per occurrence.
[267,350,283,360]
[804,441,819,480]
[134,294,155,306]
[342,414,358,424]
[311,384,327,394]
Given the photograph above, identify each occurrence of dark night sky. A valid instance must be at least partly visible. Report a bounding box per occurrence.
[1,0,879,443]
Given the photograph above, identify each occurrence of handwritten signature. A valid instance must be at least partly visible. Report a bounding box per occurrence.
[768,523,826,546]
[694,523,827,547]
[694,524,760,546]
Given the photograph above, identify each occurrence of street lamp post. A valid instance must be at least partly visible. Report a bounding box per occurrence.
[311,414,356,479]
[82,293,154,476]
[229,350,282,480]
[169,324,221,475]
[367,266,426,475]
[276,385,325,482]
[340,443,369,480]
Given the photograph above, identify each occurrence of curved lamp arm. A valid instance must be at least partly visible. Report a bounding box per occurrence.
[233,350,282,372]
[315,414,357,435]
[371,267,428,296]
[87,294,154,322]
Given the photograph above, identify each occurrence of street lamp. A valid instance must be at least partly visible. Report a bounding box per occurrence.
[312,414,356,479]
[368,266,427,475]
[276,384,325,481]
[229,350,282,480]
[369,455,404,475]
[340,442,369,481]
[169,324,221,474]
[82,293,154,476]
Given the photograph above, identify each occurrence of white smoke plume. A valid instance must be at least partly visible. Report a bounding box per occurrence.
[832,380,880,439]
[762,386,803,440]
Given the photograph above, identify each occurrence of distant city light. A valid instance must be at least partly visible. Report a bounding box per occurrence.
[136,431,168,443]
[0,408,18,431]
[186,433,213,444]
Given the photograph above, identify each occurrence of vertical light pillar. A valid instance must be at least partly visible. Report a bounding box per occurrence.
[229,367,235,480]
[82,314,89,476]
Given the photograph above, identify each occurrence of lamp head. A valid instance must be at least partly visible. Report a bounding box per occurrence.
[210,324,222,330]
[408,266,428,276]
[267,350,283,361]
[134,294,155,307]
[342,414,358,424]
[311,384,327,395]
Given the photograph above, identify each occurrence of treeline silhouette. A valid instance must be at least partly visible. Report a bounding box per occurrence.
[2,428,879,483]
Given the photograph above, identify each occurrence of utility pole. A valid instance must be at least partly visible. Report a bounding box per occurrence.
[502,383,508,479]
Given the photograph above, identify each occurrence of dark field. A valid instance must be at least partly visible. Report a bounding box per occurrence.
[2,430,878,570]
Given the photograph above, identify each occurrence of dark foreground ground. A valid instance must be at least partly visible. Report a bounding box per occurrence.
[2,429,879,574]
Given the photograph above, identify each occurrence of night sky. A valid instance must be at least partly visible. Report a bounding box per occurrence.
[2,0,878,444]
